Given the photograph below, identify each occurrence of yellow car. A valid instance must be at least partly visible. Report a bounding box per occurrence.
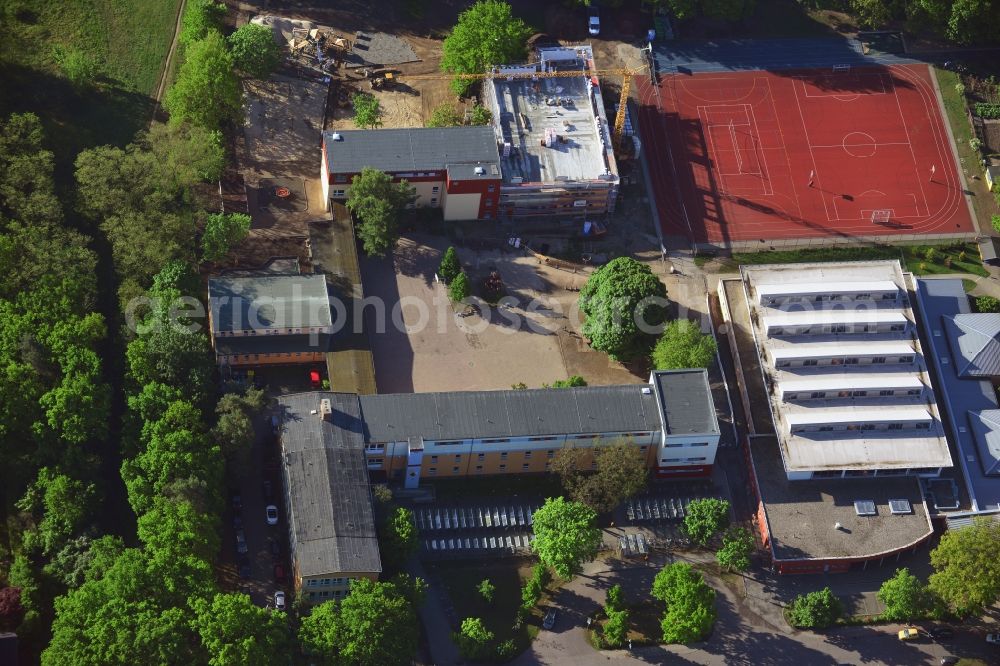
[898,627,921,641]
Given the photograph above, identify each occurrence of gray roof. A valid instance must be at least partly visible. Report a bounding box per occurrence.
[967,410,1000,476]
[653,370,719,436]
[943,313,1000,377]
[323,127,501,176]
[358,385,663,443]
[749,435,933,561]
[208,274,332,334]
[276,392,381,577]
[916,278,1000,512]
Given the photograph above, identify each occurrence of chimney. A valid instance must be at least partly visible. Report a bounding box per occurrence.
[320,398,332,420]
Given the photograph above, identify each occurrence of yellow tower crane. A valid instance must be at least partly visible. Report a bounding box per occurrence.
[386,66,647,153]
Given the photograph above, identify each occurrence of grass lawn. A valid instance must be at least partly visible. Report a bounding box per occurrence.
[698,242,988,277]
[0,0,181,177]
[427,559,547,660]
[935,66,998,232]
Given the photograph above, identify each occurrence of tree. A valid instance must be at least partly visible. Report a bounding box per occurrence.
[379,507,418,571]
[662,0,699,20]
[651,319,717,370]
[552,439,648,514]
[929,516,1000,616]
[470,105,492,125]
[164,32,243,130]
[202,213,251,263]
[449,272,471,302]
[603,608,629,648]
[683,498,730,547]
[441,0,533,95]
[0,587,24,631]
[352,92,384,129]
[44,535,124,589]
[478,578,496,604]
[454,617,494,660]
[16,468,98,556]
[992,214,1000,234]
[531,497,601,579]
[850,0,893,28]
[345,168,414,257]
[977,295,1000,313]
[580,257,667,361]
[877,568,933,621]
[548,375,587,388]
[651,563,716,643]
[606,584,624,612]
[145,122,226,189]
[51,46,98,89]
[787,587,843,629]
[137,496,220,563]
[191,593,290,666]
[427,104,463,127]
[438,246,461,283]
[213,388,264,458]
[298,576,425,665]
[0,113,62,224]
[180,0,225,46]
[229,23,283,79]
[715,527,754,572]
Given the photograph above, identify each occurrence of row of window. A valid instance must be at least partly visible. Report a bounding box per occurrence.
[770,324,906,336]
[428,462,557,475]
[812,467,938,479]
[223,351,321,361]
[776,355,913,368]
[786,388,922,400]
[307,589,348,600]
[764,292,897,304]
[660,457,708,463]
[217,327,324,337]
[305,577,349,587]
[663,441,710,448]
[792,422,931,434]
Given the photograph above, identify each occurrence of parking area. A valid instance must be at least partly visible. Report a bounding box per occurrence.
[415,502,540,560]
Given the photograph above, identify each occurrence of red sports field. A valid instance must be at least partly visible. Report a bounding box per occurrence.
[636,65,974,247]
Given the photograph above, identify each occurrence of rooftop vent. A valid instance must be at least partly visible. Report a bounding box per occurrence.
[641,387,652,394]
[320,399,332,418]
[888,499,912,515]
[854,500,877,516]
[474,166,485,175]
[331,132,343,141]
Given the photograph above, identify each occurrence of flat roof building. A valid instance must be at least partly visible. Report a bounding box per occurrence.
[737,261,952,480]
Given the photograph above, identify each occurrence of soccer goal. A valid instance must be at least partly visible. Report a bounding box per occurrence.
[833,64,852,73]
[870,209,892,225]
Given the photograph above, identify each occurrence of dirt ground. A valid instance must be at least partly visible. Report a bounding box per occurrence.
[359,234,642,393]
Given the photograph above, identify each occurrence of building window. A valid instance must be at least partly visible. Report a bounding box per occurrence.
[499,464,507,471]
[776,360,790,368]
[430,198,438,205]
[832,324,847,333]
[335,174,347,183]
[810,391,825,399]
[454,454,462,462]
[690,442,709,447]
[432,186,440,193]
[819,426,834,432]
[430,456,438,463]
[484,198,493,206]
[871,356,886,364]
[830,294,843,301]
[522,463,530,470]
[879,389,893,396]
[452,466,460,473]
[686,457,707,462]
[803,359,818,367]
[488,185,495,192]
[888,423,903,430]
[524,451,532,459]
[916,422,930,430]
[845,357,859,364]
[332,189,345,197]
[500,452,508,460]
[476,465,483,472]
[478,453,485,460]
[853,390,867,397]
[481,438,510,444]
[907,388,921,395]
[547,450,555,458]
[529,436,558,442]
[900,356,914,363]
[428,468,437,475]
[882,292,897,299]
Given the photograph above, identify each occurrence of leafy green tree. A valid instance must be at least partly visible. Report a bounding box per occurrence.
[165,32,243,130]
[228,23,283,79]
[379,507,418,571]
[651,563,716,643]
[298,576,425,665]
[44,535,124,589]
[180,0,226,46]
[946,0,1000,45]
[929,516,1000,616]
[977,295,1000,313]
[702,0,754,21]
[0,586,24,631]
[478,578,496,604]
[715,527,754,572]
[662,0,699,20]
[548,375,588,388]
[877,567,933,621]
[427,104,463,127]
[470,105,492,125]
[352,92,384,129]
[520,564,550,610]
[52,46,98,88]
[438,246,461,283]
[531,497,602,579]
[454,617,494,660]
[850,0,893,27]
[17,468,98,556]
[0,113,62,224]
[580,257,668,361]
[202,212,251,263]
[145,122,226,188]
[787,587,843,628]
[603,608,629,647]
[683,498,730,547]
[606,584,624,612]
[213,388,264,458]
[137,496,220,563]
[552,438,648,514]
[449,272,471,302]
[7,555,40,622]
[651,319,717,370]
[191,593,290,666]
[441,0,532,95]
[346,168,414,257]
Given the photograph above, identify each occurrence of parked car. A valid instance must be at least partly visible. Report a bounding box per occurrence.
[274,591,286,611]
[587,6,600,36]
[898,627,920,641]
[543,608,557,630]
[270,414,280,435]
[262,480,273,500]
[230,490,242,511]
[986,633,1000,644]
[235,529,248,554]
[926,626,954,640]
[238,556,251,579]
[274,564,286,583]
[233,514,243,530]
[266,504,279,525]
[310,369,322,389]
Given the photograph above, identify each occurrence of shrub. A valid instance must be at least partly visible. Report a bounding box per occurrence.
[449,271,471,302]
[974,102,1000,119]
[438,246,461,283]
[787,587,843,628]
[603,608,629,648]
[970,137,983,152]
[959,250,968,262]
[924,247,939,262]
[426,104,463,128]
[977,295,1000,313]
[955,82,966,96]
[944,256,952,268]
[496,639,517,659]
[470,104,492,125]
[606,584,624,612]
[992,214,1000,234]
